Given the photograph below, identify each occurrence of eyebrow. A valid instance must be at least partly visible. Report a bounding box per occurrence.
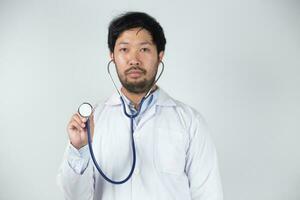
[139,41,153,45]
[116,41,153,46]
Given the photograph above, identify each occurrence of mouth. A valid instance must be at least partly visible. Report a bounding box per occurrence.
[126,68,145,79]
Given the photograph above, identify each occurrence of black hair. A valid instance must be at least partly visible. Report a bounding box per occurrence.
[108,11,166,54]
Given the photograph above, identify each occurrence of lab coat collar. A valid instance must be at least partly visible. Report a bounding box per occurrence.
[104,87,177,107]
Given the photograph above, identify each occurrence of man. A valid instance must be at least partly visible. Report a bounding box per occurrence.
[57,11,223,200]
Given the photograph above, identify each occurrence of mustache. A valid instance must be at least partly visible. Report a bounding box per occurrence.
[125,66,146,74]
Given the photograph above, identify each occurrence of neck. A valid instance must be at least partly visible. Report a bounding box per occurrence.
[121,85,157,109]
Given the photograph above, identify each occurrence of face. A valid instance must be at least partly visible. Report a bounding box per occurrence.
[110,27,164,94]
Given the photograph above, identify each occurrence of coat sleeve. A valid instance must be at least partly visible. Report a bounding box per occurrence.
[185,114,223,200]
[56,143,95,200]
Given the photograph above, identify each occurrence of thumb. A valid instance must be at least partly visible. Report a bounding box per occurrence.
[88,113,95,139]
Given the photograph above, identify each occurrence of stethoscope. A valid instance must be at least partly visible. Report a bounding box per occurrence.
[77,60,164,184]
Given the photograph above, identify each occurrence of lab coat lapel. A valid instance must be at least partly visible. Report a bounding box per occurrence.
[135,88,177,131]
[103,88,177,131]
[156,88,177,107]
[135,104,157,132]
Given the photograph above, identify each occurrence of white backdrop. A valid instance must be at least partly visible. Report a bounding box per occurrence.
[0,0,299,199]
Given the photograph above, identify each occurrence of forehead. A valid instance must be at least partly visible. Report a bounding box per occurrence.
[116,28,153,45]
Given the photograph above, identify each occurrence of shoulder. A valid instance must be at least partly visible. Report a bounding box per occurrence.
[158,88,207,121]
[172,98,208,130]
[158,88,208,132]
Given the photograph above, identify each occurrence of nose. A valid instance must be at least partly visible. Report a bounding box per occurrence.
[128,52,141,66]
[129,60,140,66]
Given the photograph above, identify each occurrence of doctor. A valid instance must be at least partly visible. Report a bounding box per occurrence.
[57,11,223,200]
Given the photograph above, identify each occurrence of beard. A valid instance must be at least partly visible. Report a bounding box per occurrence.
[117,65,158,94]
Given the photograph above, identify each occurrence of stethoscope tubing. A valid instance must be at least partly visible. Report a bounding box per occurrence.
[85,60,164,184]
[86,96,146,184]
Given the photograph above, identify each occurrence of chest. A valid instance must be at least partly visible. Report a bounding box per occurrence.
[92,105,189,177]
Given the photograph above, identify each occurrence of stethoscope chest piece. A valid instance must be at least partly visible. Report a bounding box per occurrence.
[78,102,93,118]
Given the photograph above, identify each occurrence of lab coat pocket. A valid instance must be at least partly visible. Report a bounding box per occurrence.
[154,128,186,176]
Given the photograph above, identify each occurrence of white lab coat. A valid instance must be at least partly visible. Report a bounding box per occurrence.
[57,88,223,200]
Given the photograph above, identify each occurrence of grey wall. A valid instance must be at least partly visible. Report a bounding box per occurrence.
[0,0,299,199]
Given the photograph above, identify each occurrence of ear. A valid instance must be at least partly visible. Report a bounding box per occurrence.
[110,52,114,61]
[158,51,164,62]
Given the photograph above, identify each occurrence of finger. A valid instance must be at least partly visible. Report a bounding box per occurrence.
[68,120,83,131]
[73,113,86,122]
[73,114,86,128]
[75,113,88,123]
[68,120,82,131]
[90,111,94,119]
[89,113,94,123]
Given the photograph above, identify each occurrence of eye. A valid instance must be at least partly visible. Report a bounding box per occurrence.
[140,48,150,52]
[119,48,128,52]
